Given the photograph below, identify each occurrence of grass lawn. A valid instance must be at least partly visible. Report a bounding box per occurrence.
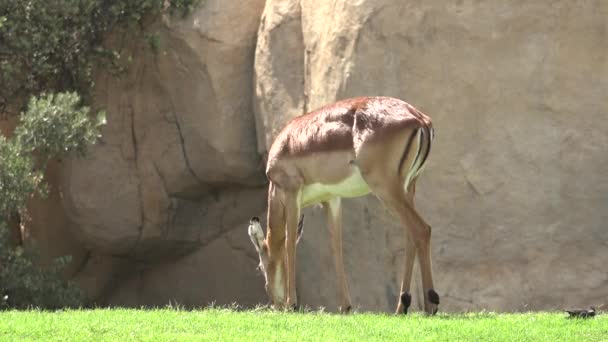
[0,308,606,341]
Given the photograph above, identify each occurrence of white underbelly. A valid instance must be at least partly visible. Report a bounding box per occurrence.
[300,167,371,207]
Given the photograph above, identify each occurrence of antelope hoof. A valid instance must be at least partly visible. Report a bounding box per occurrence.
[286,300,298,312]
[426,289,440,315]
[339,305,352,314]
[400,292,412,315]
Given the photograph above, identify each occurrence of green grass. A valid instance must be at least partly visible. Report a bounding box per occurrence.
[0,308,606,341]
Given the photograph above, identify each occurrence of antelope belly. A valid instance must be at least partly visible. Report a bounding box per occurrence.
[300,167,371,206]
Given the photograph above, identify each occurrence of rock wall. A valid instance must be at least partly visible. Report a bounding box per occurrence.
[253,0,608,312]
[8,0,607,312]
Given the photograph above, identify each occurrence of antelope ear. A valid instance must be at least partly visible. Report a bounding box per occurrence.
[248,217,265,253]
[296,214,304,244]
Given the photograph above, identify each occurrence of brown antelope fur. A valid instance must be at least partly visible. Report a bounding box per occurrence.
[248,96,438,314]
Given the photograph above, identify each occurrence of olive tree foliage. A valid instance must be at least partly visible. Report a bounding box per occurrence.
[1,93,105,214]
[0,135,42,215]
[16,93,106,159]
[0,0,201,112]
[0,93,105,309]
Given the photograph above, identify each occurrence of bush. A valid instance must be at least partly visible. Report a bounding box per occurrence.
[0,136,44,214]
[0,221,85,310]
[0,92,105,309]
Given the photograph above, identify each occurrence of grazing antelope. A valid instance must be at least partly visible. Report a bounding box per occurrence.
[248,96,438,314]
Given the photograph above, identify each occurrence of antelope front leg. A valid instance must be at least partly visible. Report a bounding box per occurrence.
[324,198,352,313]
[284,191,300,310]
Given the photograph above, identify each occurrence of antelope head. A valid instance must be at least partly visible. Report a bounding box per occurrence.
[248,215,303,308]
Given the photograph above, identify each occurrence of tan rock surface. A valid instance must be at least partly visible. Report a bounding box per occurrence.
[6,0,604,312]
[253,0,306,156]
[106,188,267,307]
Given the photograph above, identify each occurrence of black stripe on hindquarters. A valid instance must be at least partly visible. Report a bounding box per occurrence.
[416,124,432,173]
[296,214,304,243]
[397,128,420,176]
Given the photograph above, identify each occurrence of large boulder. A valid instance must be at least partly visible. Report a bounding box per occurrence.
[61,0,266,258]
[253,0,608,312]
[253,0,306,157]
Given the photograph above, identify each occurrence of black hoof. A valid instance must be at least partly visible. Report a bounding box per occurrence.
[400,292,412,315]
[427,289,439,315]
[341,305,352,314]
[428,289,440,305]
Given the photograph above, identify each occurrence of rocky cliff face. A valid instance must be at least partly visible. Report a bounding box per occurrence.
[59,0,270,306]
[10,0,608,312]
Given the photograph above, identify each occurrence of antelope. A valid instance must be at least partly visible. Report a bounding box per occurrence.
[248,96,439,314]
